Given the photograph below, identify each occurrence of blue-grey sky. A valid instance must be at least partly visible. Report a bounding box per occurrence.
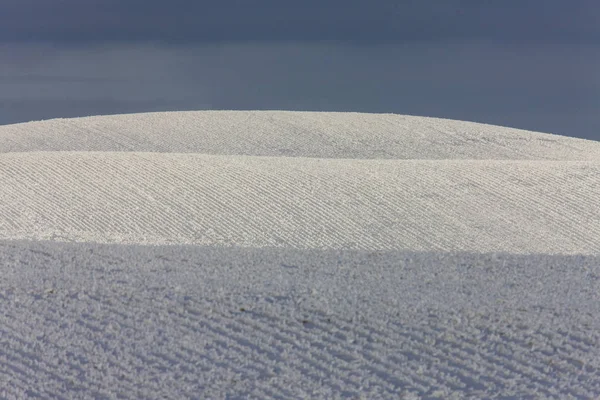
[1,1,598,140]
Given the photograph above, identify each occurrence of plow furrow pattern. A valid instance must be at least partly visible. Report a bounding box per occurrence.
[1,153,598,254]
[2,241,600,399]
[2,285,599,399]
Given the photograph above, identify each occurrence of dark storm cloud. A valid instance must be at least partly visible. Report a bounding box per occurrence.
[1,2,598,141]
[0,0,598,44]
[1,42,598,140]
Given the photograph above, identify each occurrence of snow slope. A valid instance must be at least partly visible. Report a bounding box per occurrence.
[1,111,599,399]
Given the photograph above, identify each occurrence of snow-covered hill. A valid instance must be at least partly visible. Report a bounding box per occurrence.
[1,111,599,399]
[2,111,599,160]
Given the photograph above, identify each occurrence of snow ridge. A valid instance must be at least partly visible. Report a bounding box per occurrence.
[1,111,599,399]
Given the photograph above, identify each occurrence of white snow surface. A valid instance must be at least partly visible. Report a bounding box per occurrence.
[1,110,599,399]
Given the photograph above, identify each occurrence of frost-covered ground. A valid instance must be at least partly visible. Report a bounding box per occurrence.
[1,111,599,399]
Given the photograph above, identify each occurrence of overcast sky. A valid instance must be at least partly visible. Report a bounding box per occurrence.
[1,0,598,140]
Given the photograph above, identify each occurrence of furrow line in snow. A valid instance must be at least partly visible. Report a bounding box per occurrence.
[0,157,92,234]
[70,290,323,398]
[180,301,434,396]
[437,320,599,397]
[533,165,600,246]
[307,306,599,397]
[133,154,262,245]
[225,306,426,393]
[158,296,371,395]
[160,155,295,246]
[220,160,383,249]
[322,314,522,394]
[448,163,595,253]
[477,163,600,251]
[301,162,441,250]
[101,154,215,238]
[1,331,98,397]
[215,312,383,393]
[35,154,168,235]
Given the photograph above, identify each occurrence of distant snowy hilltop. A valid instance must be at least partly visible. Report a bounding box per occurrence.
[1,111,599,254]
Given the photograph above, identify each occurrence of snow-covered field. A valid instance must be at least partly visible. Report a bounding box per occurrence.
[1,111,599,399]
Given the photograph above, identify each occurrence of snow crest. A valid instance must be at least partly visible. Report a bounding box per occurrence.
[1,111,599,398]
